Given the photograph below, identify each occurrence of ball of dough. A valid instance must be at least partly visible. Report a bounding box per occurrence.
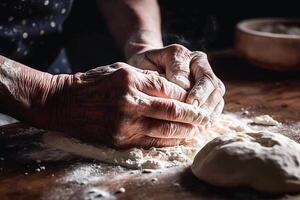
[191,131,300,194]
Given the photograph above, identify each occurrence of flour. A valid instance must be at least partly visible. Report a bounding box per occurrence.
[259,24,300,36]
[252,115,280,126]
[40,112,278,169]
[62,164,106,184]
[0,59,19,97]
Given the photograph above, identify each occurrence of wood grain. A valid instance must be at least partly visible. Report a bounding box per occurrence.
[0,53,299,200]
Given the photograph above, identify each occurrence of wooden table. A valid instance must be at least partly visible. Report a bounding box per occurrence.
[0,52,299,200]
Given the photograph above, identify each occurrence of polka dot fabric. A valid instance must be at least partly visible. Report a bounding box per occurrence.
[0,0,73,61]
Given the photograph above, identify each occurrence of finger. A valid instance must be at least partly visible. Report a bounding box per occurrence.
[197,125,206,133]
[186,74,215,107]
[131,136,184,148]
[217,78,226,96]
[139,93,209,125]
[165,48,191,90]
[187,51,223,106]
[190,51,214,80]
[146,45,192,90]
[210,99,224,123]
[200,88,223,116]
[128,53,163,72]
[206,99,224,129]
[138,73,187,101]
[141,117,197,139]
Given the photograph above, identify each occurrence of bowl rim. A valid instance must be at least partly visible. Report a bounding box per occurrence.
[237,18,300,40]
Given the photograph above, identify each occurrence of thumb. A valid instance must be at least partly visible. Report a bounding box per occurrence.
[143,45,192,89]
[128,53,162,72]
[165,51,191,90]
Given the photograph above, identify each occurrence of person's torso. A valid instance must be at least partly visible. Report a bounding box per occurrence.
[0,0,73,68]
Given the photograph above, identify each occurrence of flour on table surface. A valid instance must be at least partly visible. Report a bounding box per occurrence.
[25,148,72,161]
[37,112,281,169]
[42,132,198,169]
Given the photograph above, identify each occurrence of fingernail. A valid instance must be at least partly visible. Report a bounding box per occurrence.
[192,100,200,107]
[174,75,190,89]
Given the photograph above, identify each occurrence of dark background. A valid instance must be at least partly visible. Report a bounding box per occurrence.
[59,0,300,72]
[1,0,299,73]
[158,1,300,50]
[64,0,300,50]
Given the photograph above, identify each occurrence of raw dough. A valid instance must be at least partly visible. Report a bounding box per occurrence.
[191,131,300,194]
[42,113,252,169]
[33,112,300,194]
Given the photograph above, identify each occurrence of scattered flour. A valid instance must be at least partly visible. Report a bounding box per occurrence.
[252,115,280,126]
[24,148,72,161]
[40,112,280,169]
[61,164,105,184]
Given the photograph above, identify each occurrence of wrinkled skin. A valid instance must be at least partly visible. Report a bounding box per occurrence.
[31,62,209,148]
[128,44,225,128]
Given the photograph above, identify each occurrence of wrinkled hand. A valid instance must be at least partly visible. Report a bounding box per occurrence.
[37,62,209,148]
[128,44,225,128]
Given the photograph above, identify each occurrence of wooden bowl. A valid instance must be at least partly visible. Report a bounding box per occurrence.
[235,18,300,71]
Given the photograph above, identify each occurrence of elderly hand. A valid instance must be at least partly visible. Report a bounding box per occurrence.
[33,62,208,148]
[128,44,225,128]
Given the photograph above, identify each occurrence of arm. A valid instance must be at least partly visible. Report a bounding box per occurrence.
[98,0,163,59]
[0,55,205,147]
[0,55,71,127]
[98,0,225,127]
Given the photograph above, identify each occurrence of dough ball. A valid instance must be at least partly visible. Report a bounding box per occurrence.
[191,131,300,194]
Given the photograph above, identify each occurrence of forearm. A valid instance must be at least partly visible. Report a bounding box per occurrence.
[98,0,163,59]
[0,55,68,124]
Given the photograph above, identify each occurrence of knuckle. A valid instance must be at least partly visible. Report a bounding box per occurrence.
[191,51,208,62]
[150,76,165,91]
[203,71,215,80]
[193,51,207,58]
[168,44,189,54]
[190,51,209,70]
[203,72,219,87]
[114,67,134,85]
[118,93,131,107]
[111,62,128,69]
[188,88,205,103]
[117,93,138,113]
